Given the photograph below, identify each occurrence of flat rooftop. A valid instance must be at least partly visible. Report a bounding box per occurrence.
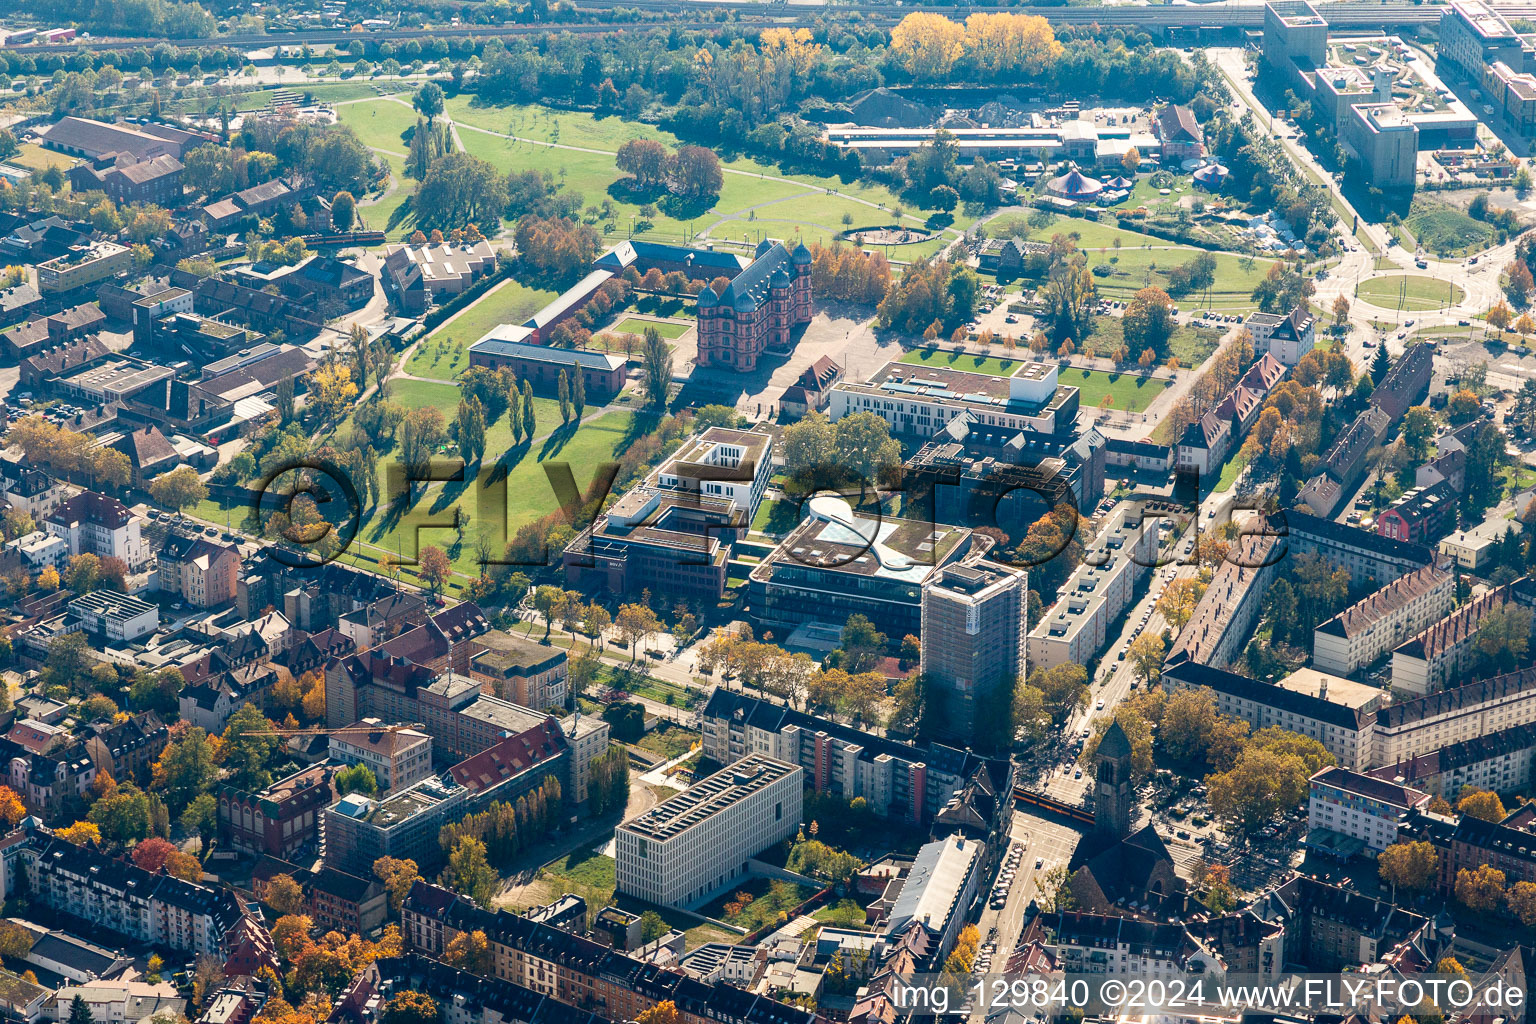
[758,503,970,582]
[619,754,799,842]
[1268,0,1326,26]
[1277,668,1384,711]
[1452,0,1516,39]
[62,358,172,395]
[838,360,1075,416]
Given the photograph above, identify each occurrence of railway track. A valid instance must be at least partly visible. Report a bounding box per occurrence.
[2,0,1472,53]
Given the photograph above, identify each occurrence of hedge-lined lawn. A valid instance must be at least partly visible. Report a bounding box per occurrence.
[1357,275,1465,312]
[1062,367,1167,413]
[405,278,561,379]
[337,380,637,576]
[604,317,691,340]
[1085,248,1275,310]
[899,349,1027,377]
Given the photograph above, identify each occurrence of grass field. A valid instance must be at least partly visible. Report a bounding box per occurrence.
[899,348,1028,377]
[602,317,691,340]
[520,851,616,911]
[1406,201,1495,258]
[1087,316,1224,368]
[1357,275,1465,312]
[8,143,72,174]
[334,379,643,579]
[1085,248,1275,311]
[405,278,561,379]
[340,94,972,255]
[635,723,700,760]
[986,211,1168,250]
[1061,367,1167,412]
[752,497,806,536]
[813,898,869,929]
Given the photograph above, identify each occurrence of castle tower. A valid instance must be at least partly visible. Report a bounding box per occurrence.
[1094,720,1133,839]
[791,242,813,324]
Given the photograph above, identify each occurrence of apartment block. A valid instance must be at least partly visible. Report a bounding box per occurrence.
[1243,307,1316,366]
[1167,532,1281,670]
[18,830,243,955]
[327,720,433,794]
[615,754,802,907]
[1370,722,1536,798]
[1373,666,1536,766]
[37,241,131,295]
[921,560,1027,747]
[1438,0,1536,93]
[1391,583,1530,694]
[1312,564,1454,676]
[1028,505,1157,671]
[1307,766,1430,853]
[44,491,147,570]
[1024,911,1225,978]
[400,884,817,1024]
[1164,661,1377,768]
[700,689,1010,826]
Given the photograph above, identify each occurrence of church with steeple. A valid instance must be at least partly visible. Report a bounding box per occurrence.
[695,239,812,372]
[1066,719,1185,915]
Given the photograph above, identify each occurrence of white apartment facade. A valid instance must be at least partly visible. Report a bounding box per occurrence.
[615,754,802,907]
[1373,667,1536,766]
[1307,766,1430,852]
[1312,564,1454,676]
[1164,662,1376,769]
[43,492,148,569]
[1026,505,1156,671]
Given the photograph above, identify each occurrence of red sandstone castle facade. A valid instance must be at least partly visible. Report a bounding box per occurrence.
[695,240,813,372]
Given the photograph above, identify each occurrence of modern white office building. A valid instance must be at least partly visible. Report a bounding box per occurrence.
[615,754,802,907]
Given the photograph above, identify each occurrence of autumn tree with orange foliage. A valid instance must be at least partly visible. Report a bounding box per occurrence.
[809,244,892,305]
[0,785,25,827]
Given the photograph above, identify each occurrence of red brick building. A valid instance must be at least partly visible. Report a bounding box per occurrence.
[217,764,334,859]
[695,241,812,372]
[468,333,627,398]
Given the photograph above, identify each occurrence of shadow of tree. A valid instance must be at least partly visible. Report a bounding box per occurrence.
[537,419,582,461]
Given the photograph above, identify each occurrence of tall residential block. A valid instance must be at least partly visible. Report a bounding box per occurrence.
[920,560,1028,748]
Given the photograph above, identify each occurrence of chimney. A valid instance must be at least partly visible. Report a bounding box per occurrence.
[1318,677,1328,700]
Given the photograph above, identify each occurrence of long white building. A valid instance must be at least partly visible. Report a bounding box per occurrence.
[1027,505,1157,671]
[1312,564,1454,676]
[615,754,802,907]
